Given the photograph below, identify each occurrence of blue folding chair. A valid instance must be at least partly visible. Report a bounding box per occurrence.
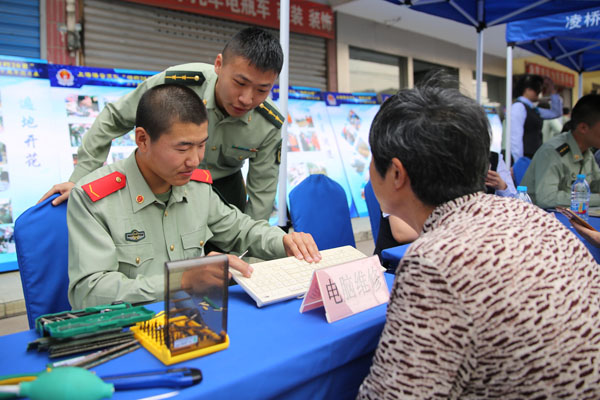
[14,194,70,328]
[289,174,355,250]
[513,156,531,186]
[364,180,381,244]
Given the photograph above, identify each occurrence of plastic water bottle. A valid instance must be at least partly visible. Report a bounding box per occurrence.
[516,186,532,204]
[571,174,591,221]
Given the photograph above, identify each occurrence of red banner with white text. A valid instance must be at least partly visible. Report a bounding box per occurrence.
[525,62,575,88]
[123,0,334,39]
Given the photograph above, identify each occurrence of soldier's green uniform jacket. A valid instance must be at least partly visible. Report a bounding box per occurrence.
[67,152,286,309]
[70,63,283,221]
[521,131,600,208]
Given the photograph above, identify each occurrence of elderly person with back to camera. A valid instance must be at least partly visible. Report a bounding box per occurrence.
[358,77,600,399]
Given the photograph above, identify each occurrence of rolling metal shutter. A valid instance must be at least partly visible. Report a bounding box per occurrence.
[83,0,327,89]
[0,0,41,58]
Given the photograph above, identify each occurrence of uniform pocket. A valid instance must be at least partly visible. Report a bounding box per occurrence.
[182,227,213,259]
[116,242,154,266]
[115,243,154,278]
[221,146,257,168]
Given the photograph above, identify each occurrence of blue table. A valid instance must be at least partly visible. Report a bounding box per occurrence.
[0,274,395,399]
[553,212,600,263]
[381,244,411,267]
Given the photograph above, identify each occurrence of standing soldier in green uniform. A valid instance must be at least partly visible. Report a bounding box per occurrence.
[521,94,600,209]
[40,27,284,222]
[68,84,320,308]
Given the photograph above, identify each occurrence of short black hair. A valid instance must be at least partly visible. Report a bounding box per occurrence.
[571,94,600,129]
[369,78,490,207]
[222,27,283,74]
[135,84,208,141]
[515,74,544,97]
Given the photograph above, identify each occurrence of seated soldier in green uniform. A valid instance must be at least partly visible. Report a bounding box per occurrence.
[521,94,600,209]
[67,84,321,309]
[41,27,284,223]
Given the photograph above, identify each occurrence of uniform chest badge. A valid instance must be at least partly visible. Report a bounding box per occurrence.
[125,229,146,242]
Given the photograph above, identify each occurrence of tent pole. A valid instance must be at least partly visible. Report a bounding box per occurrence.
[505,45,513,167]
[277,0,290,228]
[579,72,583,99]
[476,30,483,104]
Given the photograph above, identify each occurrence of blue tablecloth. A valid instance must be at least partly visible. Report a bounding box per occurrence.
[0,274,395,400]
[553,212,600,263]
[381,244,411,266]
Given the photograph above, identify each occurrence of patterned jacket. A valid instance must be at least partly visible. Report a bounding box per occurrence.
[358,192,600,399]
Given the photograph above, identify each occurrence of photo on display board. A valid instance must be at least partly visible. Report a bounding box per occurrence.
[298,131,321,151]
[294,115,314,128]
[69,123,92,147]
[306,162,327,175]
[0,225,14,254]
[356,138,370,159]
[351,156,366,174]
[111,131,136,147]
[0,199,13,224]
[111,152,127,163]
[341,125,357,145]
[347,109,361,129]
[0,170,10,192]
[0,142,7,165]
[288,132,300,152]
[65,94,100,118]
[288,163,309,187]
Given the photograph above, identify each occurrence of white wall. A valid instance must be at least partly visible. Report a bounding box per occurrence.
[337,13,506,98]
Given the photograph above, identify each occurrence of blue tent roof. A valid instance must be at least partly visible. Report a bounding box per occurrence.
[386,0,597,30]
[506,7,600,72]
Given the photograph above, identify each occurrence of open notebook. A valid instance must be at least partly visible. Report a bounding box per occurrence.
[230,246,368,307]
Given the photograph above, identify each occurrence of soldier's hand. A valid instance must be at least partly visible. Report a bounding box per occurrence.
[206,251,253,278]
[282,232,321,263]
[38,182,75,206]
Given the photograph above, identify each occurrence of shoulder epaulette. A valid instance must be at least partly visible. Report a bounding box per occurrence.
[555,143,570,157]
[164,71,205,86]
[82,171,126,202]
[190,169,213,184]
[257,102,284,129]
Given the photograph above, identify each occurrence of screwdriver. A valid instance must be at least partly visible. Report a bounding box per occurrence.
[100,367,202,390]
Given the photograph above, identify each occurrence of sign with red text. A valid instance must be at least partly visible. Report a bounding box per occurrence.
[300,255,389,323]
[123,0,334,39]
[526,62,575,88]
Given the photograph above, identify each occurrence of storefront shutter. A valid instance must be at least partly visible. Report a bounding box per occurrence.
[0,0,41,58]
[83,0,327,89]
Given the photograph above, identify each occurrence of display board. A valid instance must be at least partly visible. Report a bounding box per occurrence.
[324,92,379,218]
[0,56,155,272]
[272,87,356,221]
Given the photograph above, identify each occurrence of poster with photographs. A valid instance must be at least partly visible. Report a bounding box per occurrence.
[324,92,379,218]
[0,60,155,272]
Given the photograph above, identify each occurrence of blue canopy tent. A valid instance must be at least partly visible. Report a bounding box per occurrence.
[385,0,596,104]
[504,6,600,165]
